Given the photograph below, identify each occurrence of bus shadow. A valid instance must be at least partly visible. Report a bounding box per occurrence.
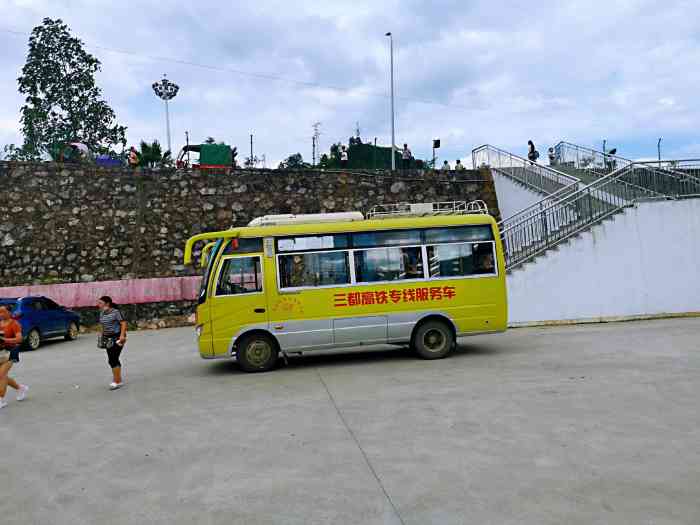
[286,347,413,369]
[205,341,503,374]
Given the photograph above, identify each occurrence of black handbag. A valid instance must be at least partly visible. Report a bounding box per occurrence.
[97,335,117,349]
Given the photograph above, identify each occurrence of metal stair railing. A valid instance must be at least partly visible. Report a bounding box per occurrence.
[502,161,700,270]
[472,144,580,196]
[638,158,700,186]
[616,162,700,198]
[553,141,700,190]
[553,141,631,176]
[640,158,700,172]
[472,144,581,234]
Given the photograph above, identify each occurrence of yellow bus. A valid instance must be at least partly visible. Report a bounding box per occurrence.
[183,201,507,372]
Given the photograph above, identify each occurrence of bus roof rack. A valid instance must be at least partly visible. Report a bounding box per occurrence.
[248,212,365,227]
[366,200,489,219]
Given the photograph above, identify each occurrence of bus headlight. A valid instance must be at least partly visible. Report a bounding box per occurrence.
[195,324,203,338]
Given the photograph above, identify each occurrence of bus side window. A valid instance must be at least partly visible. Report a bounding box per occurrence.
[427,242,496,277]
[216,257,263,296]
[354,246,423,283]
[279,252,350,289]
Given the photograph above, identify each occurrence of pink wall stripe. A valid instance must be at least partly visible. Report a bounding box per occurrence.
[0,276,202,308]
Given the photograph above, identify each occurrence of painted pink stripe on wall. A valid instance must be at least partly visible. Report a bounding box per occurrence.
[0,277,202,308]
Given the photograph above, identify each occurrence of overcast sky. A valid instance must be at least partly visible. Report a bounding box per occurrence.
[2,0,699,165]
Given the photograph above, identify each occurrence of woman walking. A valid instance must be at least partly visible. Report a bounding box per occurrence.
[97,296,127,390]
[0,306,29,409]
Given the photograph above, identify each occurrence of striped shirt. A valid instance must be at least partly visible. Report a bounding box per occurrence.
[99,308,124,336]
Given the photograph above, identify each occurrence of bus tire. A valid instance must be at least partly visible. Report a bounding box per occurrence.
[237,333,278,373]
[412,320,454,360]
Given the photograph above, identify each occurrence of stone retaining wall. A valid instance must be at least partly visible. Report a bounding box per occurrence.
[74,300,196,331]
[1,162,499,326]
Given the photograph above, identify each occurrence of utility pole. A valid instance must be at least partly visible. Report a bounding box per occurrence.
[374,137,377,170]
[385,32,396,171]
[185,130,190,166]
[312,136,316,166]
[658,138,662,169]
[250,133,254,167]
[312,122,321,166]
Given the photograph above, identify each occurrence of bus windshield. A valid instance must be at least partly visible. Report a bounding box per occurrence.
[198,239,223,304]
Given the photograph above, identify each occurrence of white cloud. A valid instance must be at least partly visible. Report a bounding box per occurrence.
[1,0,699,162]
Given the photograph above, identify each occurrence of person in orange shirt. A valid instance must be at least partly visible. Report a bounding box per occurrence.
[128,146,139,168]
[0,305,29,409]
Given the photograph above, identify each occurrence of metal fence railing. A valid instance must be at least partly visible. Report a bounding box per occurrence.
[473,143,700,269]
[499,161,700,270]
[638,159,700,184]
[471,144,581,234]
[552,141,632,176]
[472,144,580,195]
[553,141,700,189]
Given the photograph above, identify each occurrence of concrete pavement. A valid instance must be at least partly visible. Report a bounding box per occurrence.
[1,318,699,524]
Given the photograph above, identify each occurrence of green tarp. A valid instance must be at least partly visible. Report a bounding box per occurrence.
[199,144,232,166]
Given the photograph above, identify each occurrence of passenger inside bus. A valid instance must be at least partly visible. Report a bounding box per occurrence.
[475,250,495,274]
[288,255,313,287]
[401,248,423,279]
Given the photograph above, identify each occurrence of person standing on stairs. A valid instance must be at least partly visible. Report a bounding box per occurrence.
[401,144,412,170]
[340,145,349,169]
[527,140,539,163]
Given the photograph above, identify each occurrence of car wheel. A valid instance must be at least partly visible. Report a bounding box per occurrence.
[27,328,41,351]
[65,321,79,341]
[237,333,278,373]
[412,320,454,360]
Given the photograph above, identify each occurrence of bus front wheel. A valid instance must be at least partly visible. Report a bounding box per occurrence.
[237,333,278,373]
[412,320,454,360]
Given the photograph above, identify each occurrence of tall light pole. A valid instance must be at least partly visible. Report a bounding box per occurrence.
[152,74,179,153]
[385,32,396,171]
[657,137,662,168]
[312,122,321,166]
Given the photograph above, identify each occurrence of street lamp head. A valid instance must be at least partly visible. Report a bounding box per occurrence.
[152,75,179,101]
[385,32,391,36]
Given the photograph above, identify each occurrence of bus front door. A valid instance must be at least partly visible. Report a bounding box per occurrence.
[209,255,268,357]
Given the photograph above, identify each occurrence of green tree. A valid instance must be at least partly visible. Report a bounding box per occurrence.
[1,144,25,161]
[138,140,171,168]
[17,18,127,159]
[278,153,310,170]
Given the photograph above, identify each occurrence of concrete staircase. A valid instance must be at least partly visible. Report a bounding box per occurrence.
[473,144,700,271]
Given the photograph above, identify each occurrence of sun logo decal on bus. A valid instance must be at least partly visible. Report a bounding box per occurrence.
[273,297,304,314]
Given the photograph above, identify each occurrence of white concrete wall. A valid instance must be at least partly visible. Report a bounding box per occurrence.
[492,171,545,221]
[507,199,700,324]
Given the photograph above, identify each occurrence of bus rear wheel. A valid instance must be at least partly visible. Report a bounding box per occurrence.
[412,320,454,360]
[237,333,278,373]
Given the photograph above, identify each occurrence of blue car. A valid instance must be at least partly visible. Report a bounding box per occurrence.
[0,296,81,351]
